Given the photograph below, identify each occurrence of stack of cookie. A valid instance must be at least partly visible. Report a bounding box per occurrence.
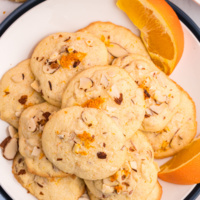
[0,22,196,200]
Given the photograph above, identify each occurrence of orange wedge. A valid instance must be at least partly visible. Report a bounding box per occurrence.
[117,0,184,75]
[158,138,200,184]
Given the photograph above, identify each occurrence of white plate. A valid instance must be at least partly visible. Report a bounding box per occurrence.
[0,0,199,199]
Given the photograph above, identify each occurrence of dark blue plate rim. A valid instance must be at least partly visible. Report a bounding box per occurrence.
[0,0,200,199]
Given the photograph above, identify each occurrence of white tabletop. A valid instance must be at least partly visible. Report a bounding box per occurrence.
[0,0,200,28]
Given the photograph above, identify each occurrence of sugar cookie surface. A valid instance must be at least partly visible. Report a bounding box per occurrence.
[42,106,126,180]
[86,131,159,200]
[12,153,85,200]
[18,102,68,177]
[30,32,108,106]
[62,66,145,139]
[0,59,44,128]
[145,89,197,158]
[113,54,181,132]
[79,21,149,64]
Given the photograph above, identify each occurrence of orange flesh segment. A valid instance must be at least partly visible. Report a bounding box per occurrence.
[117,0,184,75]
[159,138,200,184]
[162,139,200,170]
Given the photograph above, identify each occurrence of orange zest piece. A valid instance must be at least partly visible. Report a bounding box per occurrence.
[100,35,110,46]
[114,185,123,193]
[158,138,200,184]
[76,151,88,156]
[117,0,184,75]
[81,97,105,109]
[110,172,119,182]
[121,169,130,178]
[60,52,86,68]
[39,152,44,160]
[3,87,10,96]
[77,131,94,149]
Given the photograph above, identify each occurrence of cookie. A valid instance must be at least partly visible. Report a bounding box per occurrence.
[30,32,108,107]
[0,59,44,128]
[145,88,197,158]
[18,102,67,177]
[113,54,181,132]
[78,21,149,64]
[62,66,145,139]
[85,131,159,200]
[146,182,162,200]
[12,153,85,200]
[42,106,126,180]
[88,182,162,200]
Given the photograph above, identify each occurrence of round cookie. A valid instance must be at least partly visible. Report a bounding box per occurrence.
[62,66,145,139]
[12,153,85,200]
[88,182,162,200]
[0,59,44,128]
[85,131,159,200]
[113,54,181,132]
[145,88,197,158]
[42,106,126,180]
[78,21,149,64]
[30,32,108,107]
[18,102,67,177]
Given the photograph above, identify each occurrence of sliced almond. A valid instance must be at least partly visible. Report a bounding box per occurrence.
[102,184,115,194]
[81,111,97,126]
[136,64,145,70]
[31,80,41,93]
[0,136,11,150]
[58,134,65,139]
[103,178,118,187]
[156,73,167,87]
[8,125,17,138]
[100,74,109,88]
[27,118,37,132]
[15,110,22,118]
[85,40,93,47]
[107,43,128,58]
[81,111,90,125]
[78,193,90,200]
[31,146,41,157]
[111,116,119,124]
[73,143,81,154]
[149,103,167,114]
[108,84,120,99]
[11,74,24,83]
[49,52,59,61]
[1,137,18,160]
[145,108,153,117]
[154,91,167,103]
[130,161,137,172]
[60,45,68,53]
[79,77,93,90]
[106,106,117,112]
[43,65,59,74]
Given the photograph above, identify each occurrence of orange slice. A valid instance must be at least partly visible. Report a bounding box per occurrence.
[158,138,200,184]
[117,0,184,75]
